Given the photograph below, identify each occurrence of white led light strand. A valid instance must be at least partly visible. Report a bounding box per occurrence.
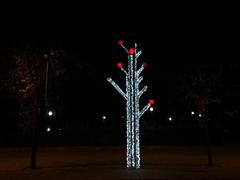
[107,40,154,168]
[134,43,140,168]
[130,54,135,167]
[107,78,127,100]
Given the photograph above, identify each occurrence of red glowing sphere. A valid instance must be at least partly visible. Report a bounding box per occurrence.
[149,99,155,105]
[117,62,123,69]
[143,62,147,68]
[118,40,123,46]
[128,48,135,55]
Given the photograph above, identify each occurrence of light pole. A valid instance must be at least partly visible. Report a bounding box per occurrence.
[199,113,213,167]
[31,86,39,169]
[31,53,49,169]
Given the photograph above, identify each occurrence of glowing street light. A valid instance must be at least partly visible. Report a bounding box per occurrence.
[168,117,173,121]
[191,111,195,115]
[48,111,53,116]
[102,115,107,123]
[46,127,51,132]
[199,113,202,117]
[149,107,154,112]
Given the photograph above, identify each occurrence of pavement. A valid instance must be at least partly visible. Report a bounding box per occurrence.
[0,145,240,179]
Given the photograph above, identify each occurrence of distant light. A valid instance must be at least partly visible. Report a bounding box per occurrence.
[102,115,106,120]
[198,114,202,117]
[191,111,195,115]
[58,128,62,131]
[168,117,173,121]
[48,111,53,116]
[46,127,51,132]
[149,107,154,112]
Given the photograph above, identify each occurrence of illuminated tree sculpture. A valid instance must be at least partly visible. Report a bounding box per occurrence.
[107,40,155,168]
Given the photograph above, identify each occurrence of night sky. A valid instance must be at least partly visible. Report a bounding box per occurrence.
[0,23,240,145]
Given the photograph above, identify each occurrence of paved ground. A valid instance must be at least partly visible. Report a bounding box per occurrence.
[0,146,240,179]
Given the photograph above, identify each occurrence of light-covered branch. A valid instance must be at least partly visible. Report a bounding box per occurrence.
[138,86,148,98]
[137,76,143,85]
[135,50,142,59]
[140,103,151,118]
[137,65,144,77]
[121,68,128,75]
[107,77,127,100]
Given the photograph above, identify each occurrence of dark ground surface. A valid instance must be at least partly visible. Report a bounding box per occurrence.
[0,146,240,179]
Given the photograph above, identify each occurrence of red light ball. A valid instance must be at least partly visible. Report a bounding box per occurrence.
[149,99,155,105]
[118,40,123,46]
[128,48,135,55]
[117,62,123,69]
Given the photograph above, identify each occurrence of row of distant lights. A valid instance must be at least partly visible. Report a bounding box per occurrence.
[191,111,202,117]
[151,108,202,116]
[149,107,173,121]
[165,111,202,122]
[46,110,203,132]
[150,109,202,121]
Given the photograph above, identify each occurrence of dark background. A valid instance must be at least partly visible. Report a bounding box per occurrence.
[0,23,240,146]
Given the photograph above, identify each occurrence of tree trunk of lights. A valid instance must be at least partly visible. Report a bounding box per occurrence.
[107,41,153,168]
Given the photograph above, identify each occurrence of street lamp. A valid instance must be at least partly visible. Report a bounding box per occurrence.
[149,107,154,112]
[46,127,51,132]
[48,110,53,116]
[191,111,195,115]
[102,115,107,124]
